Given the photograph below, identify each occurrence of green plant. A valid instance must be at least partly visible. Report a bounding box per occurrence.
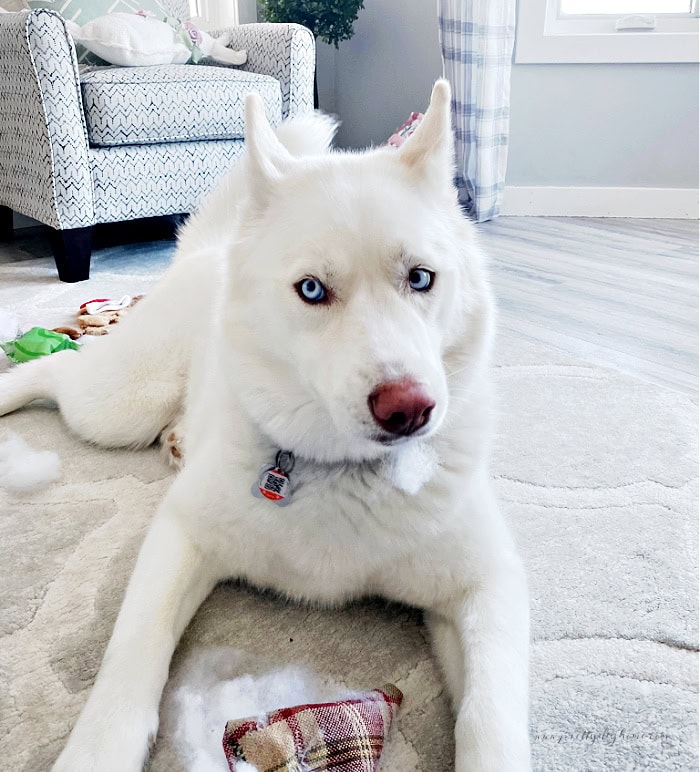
[259,0,365,48]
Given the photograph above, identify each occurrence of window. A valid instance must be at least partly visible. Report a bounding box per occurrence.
[516,0,699,63]
[561,1,692,13]
[189,0,239,28]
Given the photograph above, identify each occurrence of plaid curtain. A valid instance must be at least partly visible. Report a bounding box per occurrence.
[438,0,516,222]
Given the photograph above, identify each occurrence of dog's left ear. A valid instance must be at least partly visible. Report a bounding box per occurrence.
[245,93,294,210]
[396,79,454,192]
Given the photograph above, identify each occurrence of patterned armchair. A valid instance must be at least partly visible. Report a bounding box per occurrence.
[0,1,315,281]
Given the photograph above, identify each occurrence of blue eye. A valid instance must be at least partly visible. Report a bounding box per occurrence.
[408,268,435,292]
[296,277,328,304]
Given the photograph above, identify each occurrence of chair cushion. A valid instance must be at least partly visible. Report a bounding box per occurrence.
[80,65,282,147]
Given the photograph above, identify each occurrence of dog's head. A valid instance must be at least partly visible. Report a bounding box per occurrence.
[224,81,494,464]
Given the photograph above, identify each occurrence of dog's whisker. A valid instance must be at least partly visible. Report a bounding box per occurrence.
[446,364,472,379]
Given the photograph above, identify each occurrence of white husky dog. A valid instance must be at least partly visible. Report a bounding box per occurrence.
[0,81,530,771]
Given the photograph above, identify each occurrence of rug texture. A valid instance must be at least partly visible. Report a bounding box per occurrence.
[0,249,697,771]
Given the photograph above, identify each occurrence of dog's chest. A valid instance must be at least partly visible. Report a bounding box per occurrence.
[221,457,432,603]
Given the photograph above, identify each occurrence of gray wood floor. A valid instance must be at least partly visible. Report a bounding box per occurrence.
[477,217,698,399]
[0,216,697,398]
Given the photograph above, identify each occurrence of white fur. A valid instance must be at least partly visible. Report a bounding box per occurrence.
[0,83,531,771]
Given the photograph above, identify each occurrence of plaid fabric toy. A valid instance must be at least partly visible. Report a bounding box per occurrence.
[222,684,403,772]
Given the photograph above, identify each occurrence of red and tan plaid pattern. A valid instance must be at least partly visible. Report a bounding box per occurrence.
[222,684,403,772]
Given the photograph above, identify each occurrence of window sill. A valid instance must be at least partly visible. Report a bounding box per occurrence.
[516,0,699,63]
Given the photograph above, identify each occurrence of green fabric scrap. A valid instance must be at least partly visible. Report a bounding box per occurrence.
[0,327,80,364]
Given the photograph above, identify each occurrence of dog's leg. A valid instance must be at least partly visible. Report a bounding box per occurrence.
[0,352,70,416]
[52,504,220,772]
[431,562,531,772]
[424,610,465,709]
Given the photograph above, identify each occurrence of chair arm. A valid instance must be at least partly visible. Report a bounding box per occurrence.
[211,23,315,119]
[0,9,93,229]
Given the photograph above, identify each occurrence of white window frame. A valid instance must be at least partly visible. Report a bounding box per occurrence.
[189,0,239,29]
[516,0,699,63]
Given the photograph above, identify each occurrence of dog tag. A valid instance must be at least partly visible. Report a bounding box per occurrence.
[252,451,294,507]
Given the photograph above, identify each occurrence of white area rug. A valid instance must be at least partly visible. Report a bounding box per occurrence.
[0,253,697,771]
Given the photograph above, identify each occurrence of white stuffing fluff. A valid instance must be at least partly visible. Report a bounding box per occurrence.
[0,309,21,371]
[0,308,20,341]
[161,647,352,772]
[0,431,61,491]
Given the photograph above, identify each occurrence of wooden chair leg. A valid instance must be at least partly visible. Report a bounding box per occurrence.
[0,206,13,241]
[49,226,93,282]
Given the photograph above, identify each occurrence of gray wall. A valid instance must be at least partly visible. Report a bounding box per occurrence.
[508,64,698,188]
[237,0,257,24]
[317,1,442,151]
[316,0,699,190]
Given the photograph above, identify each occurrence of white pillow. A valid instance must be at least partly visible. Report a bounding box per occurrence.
[67,12,190,67]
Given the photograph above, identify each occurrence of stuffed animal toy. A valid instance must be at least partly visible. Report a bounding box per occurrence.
[73,295,144,336]
[64,11,246,68]
[222,684,403,772]
[0,296,143,365]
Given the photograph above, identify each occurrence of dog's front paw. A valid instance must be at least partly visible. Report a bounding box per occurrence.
[456,746,531,772]
[52,705,158,772]
[455,711,531,772]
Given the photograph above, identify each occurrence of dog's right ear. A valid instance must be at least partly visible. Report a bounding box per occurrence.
[245,93,294,210]
[396,79,454,194]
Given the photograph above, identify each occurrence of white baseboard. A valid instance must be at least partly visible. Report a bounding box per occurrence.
[10,187,699,227]
[501,186,699,218]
